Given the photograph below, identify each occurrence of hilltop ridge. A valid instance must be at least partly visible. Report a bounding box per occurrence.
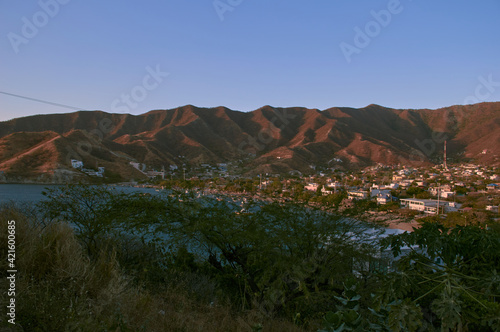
[0,102,499,181]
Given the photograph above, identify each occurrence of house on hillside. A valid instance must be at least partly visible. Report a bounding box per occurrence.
[325,181,343,191]
[305,183,320,192]
[392,175,404,182]
[371,189,392,205]
[370,189,391,198]
[415,180,427,187]
[398,179,413,188]
[486,205,499,213]
[71,159,83,169]
[348,190,368,200]
[487,184,499,192]
[429,187,455,199]
[376,194,392,205]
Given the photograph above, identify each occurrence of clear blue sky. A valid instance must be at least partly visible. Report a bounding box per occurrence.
[1,0,499,121]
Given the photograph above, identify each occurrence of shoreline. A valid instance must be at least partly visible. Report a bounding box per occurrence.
[362,211,420,232]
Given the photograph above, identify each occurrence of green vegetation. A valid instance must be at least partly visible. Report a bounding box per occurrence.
[1,185,499,331]
[381,221,500,331]
[404,186,431,199]
[377,201,400,212]
[0,202,302,332]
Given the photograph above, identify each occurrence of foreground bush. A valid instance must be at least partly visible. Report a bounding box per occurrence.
[0,205,305,331]
[37,185,380,329]
[4,185,499,331]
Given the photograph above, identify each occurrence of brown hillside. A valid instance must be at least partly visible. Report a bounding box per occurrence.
[0,102,498,179]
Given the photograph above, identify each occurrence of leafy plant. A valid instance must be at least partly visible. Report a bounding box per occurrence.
[381,222,500,330]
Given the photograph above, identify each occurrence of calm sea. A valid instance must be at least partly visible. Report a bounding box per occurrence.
[0,184,162,204]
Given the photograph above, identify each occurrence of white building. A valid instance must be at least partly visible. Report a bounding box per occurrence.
[84,170,103,177]
[415,180,427,187]
[71,159,83,169]
[400,198,462,214]
[325,181,343,191]
[429,187,454,199]
[486,205,499,213]
[370,189,392,198]
[400,198,442,214]
[398,180,413,188]
[440,191,455,199]
[376,195,392,205]
[305,183,320,191]
[371,189,392,205]
[348,191,368,200]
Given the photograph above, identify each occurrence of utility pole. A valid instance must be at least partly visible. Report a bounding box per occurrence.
[437,185,440,216]
[444,140,448,170]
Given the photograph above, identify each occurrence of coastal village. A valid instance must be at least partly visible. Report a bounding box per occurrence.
[69,156,500,230]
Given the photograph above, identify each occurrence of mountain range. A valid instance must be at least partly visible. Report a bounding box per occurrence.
[0,102,499,181]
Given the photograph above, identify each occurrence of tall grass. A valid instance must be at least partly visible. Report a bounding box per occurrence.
[0,205,307,331]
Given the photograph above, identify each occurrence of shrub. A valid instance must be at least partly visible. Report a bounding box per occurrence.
[0,204,307,331]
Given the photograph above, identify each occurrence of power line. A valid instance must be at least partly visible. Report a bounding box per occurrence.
[0,90,84,111]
